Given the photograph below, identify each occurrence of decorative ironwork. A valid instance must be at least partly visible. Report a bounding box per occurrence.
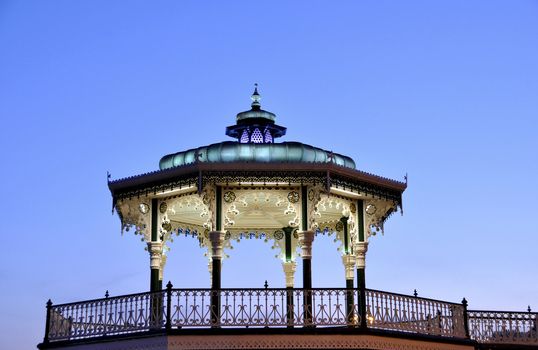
[161,222,172,232]
[365,289,466,338]
[46,288,359,342]
[44,287,537,346]
[287,191,299,203]
[138,203,149,214]
[273,230,284,240]
[223,191,236,203]
[365,204,377,215]
[468,310,538,345]
[47,291,166,341]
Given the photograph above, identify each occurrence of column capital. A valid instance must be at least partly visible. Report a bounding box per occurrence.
[147,242,163,269]
[298,231,315,259]
[209,231,226,259]
[342,254,356,280]
[282,261,297,288]
[354,241,369,269]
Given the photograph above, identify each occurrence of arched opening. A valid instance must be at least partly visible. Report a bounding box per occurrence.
[164,235,210,288]
[311,231,347,287]
[222,235,285,288]
[221,188,301,287]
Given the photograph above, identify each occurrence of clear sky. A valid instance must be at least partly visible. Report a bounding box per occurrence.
[1,1,537,348]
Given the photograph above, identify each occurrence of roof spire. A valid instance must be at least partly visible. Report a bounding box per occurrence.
[251,83,261,109]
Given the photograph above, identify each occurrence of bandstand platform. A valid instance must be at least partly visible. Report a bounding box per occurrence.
[38,87,537,350]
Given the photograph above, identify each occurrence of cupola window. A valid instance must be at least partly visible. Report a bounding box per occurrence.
[264,129,273,143]
[251,128,263,143]
[240,129,250,143]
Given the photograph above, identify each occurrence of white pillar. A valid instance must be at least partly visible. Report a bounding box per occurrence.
[282,261,297,288]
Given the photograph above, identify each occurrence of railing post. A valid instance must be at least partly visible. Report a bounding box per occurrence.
[166,281,172,331]
[43,299,52,344]
[286,288,294,328]
[437,309,442,334]
[462,297,470,338]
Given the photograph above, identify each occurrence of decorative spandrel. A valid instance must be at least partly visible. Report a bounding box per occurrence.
[220,187,302,261]
[116,198,151,242]
[222,187,301,232]
[363,199,399,237]
[313,194,357,255]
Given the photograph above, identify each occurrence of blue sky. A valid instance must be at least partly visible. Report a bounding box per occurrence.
[1,1,537,348]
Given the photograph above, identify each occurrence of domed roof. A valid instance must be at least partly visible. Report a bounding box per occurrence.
[159,141,356,170]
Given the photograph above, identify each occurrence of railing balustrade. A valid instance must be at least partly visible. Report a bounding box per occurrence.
[46,288,358,341]
[468,310,538,345]
[43,287,538,347]
[48,291,166,341]
[365,289,466,338]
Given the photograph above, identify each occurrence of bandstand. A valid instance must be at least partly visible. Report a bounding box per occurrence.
[38,87,538,350]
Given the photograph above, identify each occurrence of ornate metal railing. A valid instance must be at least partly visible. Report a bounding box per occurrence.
[46,287,358,342]
[42,286,538,347]
[468,310,538,345]
[47,290,166,341]
[169,288,357,328]
[365,289,466,338]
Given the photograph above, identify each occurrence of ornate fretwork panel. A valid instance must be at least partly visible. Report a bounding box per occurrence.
[220,187,301,261]
[331,174,403,206]
[313,194,357,254]
[201,171,326,188]
[111,176,199,202]
[306,184,324,231]
[157,189,214,252]
[222,187,301,232]
[363,199,399,237]
[116,198,152,242]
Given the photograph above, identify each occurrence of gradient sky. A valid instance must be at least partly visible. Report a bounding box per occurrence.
[1,1,537,348]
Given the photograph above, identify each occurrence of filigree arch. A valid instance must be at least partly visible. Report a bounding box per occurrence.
[158,189,214,250]
[221,188,302,261]
[222,188,300,231]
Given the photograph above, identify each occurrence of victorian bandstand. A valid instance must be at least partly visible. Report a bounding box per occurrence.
[39,88,537,350]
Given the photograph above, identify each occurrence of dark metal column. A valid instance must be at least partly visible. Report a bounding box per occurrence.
[355,200,368,329]
[150,198,160,292]
[282,227,296,327]
[149,198,163,327]
[210,186,224,327]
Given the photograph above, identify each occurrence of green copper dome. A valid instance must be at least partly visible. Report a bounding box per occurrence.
[159,141,355,170]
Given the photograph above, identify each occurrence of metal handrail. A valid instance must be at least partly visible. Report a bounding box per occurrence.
[42,286,537,346]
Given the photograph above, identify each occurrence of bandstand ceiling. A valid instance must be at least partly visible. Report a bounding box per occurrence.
[227,198,293,231]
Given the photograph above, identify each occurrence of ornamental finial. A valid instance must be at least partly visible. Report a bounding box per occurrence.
[251,83,261,109]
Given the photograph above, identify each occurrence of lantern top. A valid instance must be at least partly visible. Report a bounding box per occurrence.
[225,85,286,143]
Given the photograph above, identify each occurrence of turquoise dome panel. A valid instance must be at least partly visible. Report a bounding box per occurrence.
[159,142,356,170]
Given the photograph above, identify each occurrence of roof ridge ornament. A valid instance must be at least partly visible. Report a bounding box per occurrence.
[251,83,261,109]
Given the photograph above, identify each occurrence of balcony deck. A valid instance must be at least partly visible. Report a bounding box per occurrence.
[38,287,538,349]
